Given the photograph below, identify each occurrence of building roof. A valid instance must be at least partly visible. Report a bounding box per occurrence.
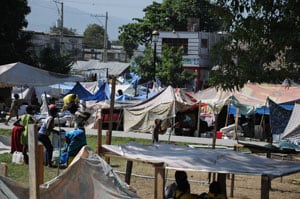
[70,60,130,77]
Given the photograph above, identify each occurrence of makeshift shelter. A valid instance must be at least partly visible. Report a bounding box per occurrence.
[280,103,300,141]
[194,82,300,115]
[0,146,140,199]
[123,86,197,133]
[102,142,300,199]
[0,62,83,87]
[82,82,110,101]
[64,82,93,100]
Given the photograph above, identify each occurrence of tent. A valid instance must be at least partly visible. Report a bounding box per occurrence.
[123,86,197,133]
[82,82,110,101]
[65,82,93,100]
[0,62,83,87]
[280,103,300,141]
[194,82,300,115]
[0,146,140,199]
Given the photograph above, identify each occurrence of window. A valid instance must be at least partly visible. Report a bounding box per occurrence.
[201,39,208,48]
[162,38,188,54]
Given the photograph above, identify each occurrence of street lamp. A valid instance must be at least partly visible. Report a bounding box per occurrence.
[152,30,159,80]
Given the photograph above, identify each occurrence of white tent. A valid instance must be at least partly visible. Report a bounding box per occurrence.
[281,103,300,141]
[0,62,83,87]
[123,86,196,133]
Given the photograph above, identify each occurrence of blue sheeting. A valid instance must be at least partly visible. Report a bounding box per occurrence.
[82,82,110,101]
[229,104,294,115]
[65,82,93,100]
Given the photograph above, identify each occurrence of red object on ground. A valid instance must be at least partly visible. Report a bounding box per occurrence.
[216,131,223,139]
[11,125,24,153]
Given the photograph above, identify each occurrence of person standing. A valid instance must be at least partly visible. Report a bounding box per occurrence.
[38,104,59,167]
[5,94,20,125]
[18,105,35,164]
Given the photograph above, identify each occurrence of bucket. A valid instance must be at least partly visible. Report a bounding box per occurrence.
[216,131,223,139]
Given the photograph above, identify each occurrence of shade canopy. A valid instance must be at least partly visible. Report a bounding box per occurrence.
[0,62,83,87]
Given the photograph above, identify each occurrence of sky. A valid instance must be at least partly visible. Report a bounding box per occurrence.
[26,0,163,40]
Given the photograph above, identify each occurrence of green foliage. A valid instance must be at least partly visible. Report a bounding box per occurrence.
[38,47,72,74]
[132,46,154,83]
[133,45,195,87]
[50,26,77,36]
[159,45,195,87]
[83,24,111,49]
[210,0,300,90]
[0,0,34,65]
[119,0,224,58]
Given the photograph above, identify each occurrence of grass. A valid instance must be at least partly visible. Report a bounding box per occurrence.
[0,128,154,185]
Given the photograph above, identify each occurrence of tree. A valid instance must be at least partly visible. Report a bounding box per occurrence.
[50,26,77,36]
[0,0,34,65]
[158,45,195,87]
[133,45,195,86]
[38,47,71,74]
[210,0,300,90]
[83,24,111,49]
[119,0,223,58]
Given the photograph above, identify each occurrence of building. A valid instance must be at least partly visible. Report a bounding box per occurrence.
[27,30,83,60]
[155,31,226,91]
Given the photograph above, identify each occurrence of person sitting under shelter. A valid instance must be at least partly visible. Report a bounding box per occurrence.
[165,170,199,199]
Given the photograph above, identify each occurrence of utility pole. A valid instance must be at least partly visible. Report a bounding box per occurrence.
[60,1,64,55]
[54,0,64,55]
[91,12,108,62]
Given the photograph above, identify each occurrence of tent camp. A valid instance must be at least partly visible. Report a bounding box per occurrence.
[123,86,197,133]
[0,146,140,199]
[0,62,83,87]
[193,82,300,115]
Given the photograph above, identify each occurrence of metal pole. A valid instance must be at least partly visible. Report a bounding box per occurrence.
[153,41,157,80]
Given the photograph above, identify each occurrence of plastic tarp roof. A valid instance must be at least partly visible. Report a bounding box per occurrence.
[0,62,83,87]
[103,142,300,179]
[65,82,93,100]
[123,86,197,133]
[281,103,300,141]
[0,146,140,199]
[82,82,110,101]
[194,82,300,115]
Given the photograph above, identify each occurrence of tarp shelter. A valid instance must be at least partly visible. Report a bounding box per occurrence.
[280,103,300,141]
[194,82,300,115]
[82,82,110,101]
[64,82,93,100]
[0,62,83,87]
[0,146,140,199]
[123,86,197,133]
[103,142,300,199]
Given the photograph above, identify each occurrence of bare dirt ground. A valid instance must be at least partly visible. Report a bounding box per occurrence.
[110,157,300,199]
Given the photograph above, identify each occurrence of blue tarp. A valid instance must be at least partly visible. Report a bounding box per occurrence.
[229,104,294,115]
[269,98,293,135]
[65,82,93,100]
[82,82,110,101]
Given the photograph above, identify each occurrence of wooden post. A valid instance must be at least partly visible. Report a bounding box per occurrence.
[97,118,102,155]
[261,175,270,199]
[37,144,44,185]
[105,76,116,163]
[196,101,201,137]
[28,124,40,199]
[0,162,7,176]
[125,160,133,185]
[234,108,240,140]
[154,164,165,199]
